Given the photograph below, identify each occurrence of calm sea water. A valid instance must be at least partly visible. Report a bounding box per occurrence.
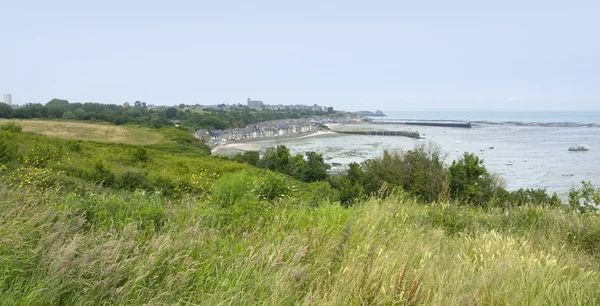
[268,111,600,197]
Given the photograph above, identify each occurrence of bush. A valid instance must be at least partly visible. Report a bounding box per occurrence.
[211,171,256,208]
[253,171,291,201]
[338,178,363,207]
[449,152,498,206]
[118,170,147,190]
[569,181,600,213]
[358,142,445,201]
[0,131,21,164]
[90,160,116,187]
[0,122,22,133]
[132,147,150,163]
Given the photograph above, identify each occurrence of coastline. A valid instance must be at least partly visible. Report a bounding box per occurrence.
[211,130,338,155]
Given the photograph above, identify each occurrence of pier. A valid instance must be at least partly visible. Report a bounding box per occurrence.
[335,130,420,138]
[370,121,472,128]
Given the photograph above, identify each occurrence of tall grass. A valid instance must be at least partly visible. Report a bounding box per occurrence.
[2,122,599,304]
[1,185,599,305]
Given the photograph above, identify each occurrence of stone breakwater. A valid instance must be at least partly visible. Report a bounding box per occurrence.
[334,130,420,138]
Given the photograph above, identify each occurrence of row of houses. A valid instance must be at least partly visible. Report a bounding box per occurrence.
[196,121,319,142]
[195,114,368,143]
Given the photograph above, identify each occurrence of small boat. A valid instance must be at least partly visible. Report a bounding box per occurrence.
[489,146,494,149]
[568,144,589,152]
[505,162,513,166]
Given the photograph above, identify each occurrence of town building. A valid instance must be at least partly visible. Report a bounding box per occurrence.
[247,97,264,109]
[3,94,12,106]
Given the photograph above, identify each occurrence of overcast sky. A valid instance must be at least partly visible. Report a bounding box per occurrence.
[1,0,599,111]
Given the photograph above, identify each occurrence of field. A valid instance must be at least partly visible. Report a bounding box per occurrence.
[0,119,164,145]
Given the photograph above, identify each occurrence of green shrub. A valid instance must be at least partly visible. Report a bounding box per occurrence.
[25,144,63,168]
[131,147,150,163]
[118,170,147,190]
[0,122,22,133]
[254,171,291,201]
[0,131,21,164]
[89,160,116,187]
[449,152,494,205]
[569,181,600,213]
[66,139,83,153]
[211,170,256,208]
[358,142,445,201]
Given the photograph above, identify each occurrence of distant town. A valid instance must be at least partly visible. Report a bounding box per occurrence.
[0,94,379,147]
[2,94,335,113]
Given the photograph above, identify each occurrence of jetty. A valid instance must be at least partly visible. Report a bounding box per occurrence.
[335,130,420,139]
[369,121,472,128]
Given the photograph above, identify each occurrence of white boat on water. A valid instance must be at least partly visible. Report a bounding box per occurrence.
[505,162,513,166]
[568,144,589,152]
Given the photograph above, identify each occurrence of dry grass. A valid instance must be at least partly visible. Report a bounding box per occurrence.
[0,119,164,145]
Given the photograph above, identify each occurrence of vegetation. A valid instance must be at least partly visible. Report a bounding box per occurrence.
[1,98,335,130]
[1,122,600,304]
[0,119,165,145]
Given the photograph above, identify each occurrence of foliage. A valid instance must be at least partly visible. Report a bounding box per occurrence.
[569,181,600,213]
[449,152,497,205]
[211,170,256,208]
[1,186,600,305]
[0,121,22,132]
[0,102,13,118]
[131,147,150,163]
[7,99,332,130]
[1,126,600,304]
[253,170,292,201]
[65,192,166,231]
[354,142,445,201]
[0,132,21,164]
[254,145,330,183]
[299,151,330,182]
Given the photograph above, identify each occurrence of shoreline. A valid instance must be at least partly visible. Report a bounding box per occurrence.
[211,130,338,155]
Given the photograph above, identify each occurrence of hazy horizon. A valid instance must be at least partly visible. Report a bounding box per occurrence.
[2,0,599,111]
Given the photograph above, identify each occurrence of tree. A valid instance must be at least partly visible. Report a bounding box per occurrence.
[165,107,178,119]
[449,152,495,205]
[242,151,260,166]
[346,162,364,185]
[45,99,69,118]
[300,151,330,182]
[0,103,13,118]
[327,107,334,114]
[178,103,185,109]
[134,101,142,108]
[62,111,76,120]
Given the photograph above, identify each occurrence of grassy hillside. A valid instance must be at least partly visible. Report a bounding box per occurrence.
[1,186,599,305]
[0,119,165,145]
[1,122,600,304]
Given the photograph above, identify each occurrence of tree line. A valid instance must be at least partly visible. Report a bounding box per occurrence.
[0,99,336,130]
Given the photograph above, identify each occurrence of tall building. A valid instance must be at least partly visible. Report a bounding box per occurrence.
[247,97,264,109]
[3,94,11,106]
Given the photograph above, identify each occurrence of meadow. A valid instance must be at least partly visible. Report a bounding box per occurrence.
[1,121,599,305]
[0,119,165,145]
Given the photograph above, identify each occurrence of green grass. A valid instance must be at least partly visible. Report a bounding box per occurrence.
[0,119,164,145]
[1,186,599,305]
[1,122,600,304]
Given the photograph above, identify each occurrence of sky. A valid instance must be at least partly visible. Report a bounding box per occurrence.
[1,0,599,111]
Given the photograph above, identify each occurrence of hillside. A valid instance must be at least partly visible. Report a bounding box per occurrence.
[1,122,600,304]
[0,119,165,145]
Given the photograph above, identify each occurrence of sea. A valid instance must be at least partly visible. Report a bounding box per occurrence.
[275,111,600,197]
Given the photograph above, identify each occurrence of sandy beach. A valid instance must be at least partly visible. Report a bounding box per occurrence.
[211,130,337,155]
